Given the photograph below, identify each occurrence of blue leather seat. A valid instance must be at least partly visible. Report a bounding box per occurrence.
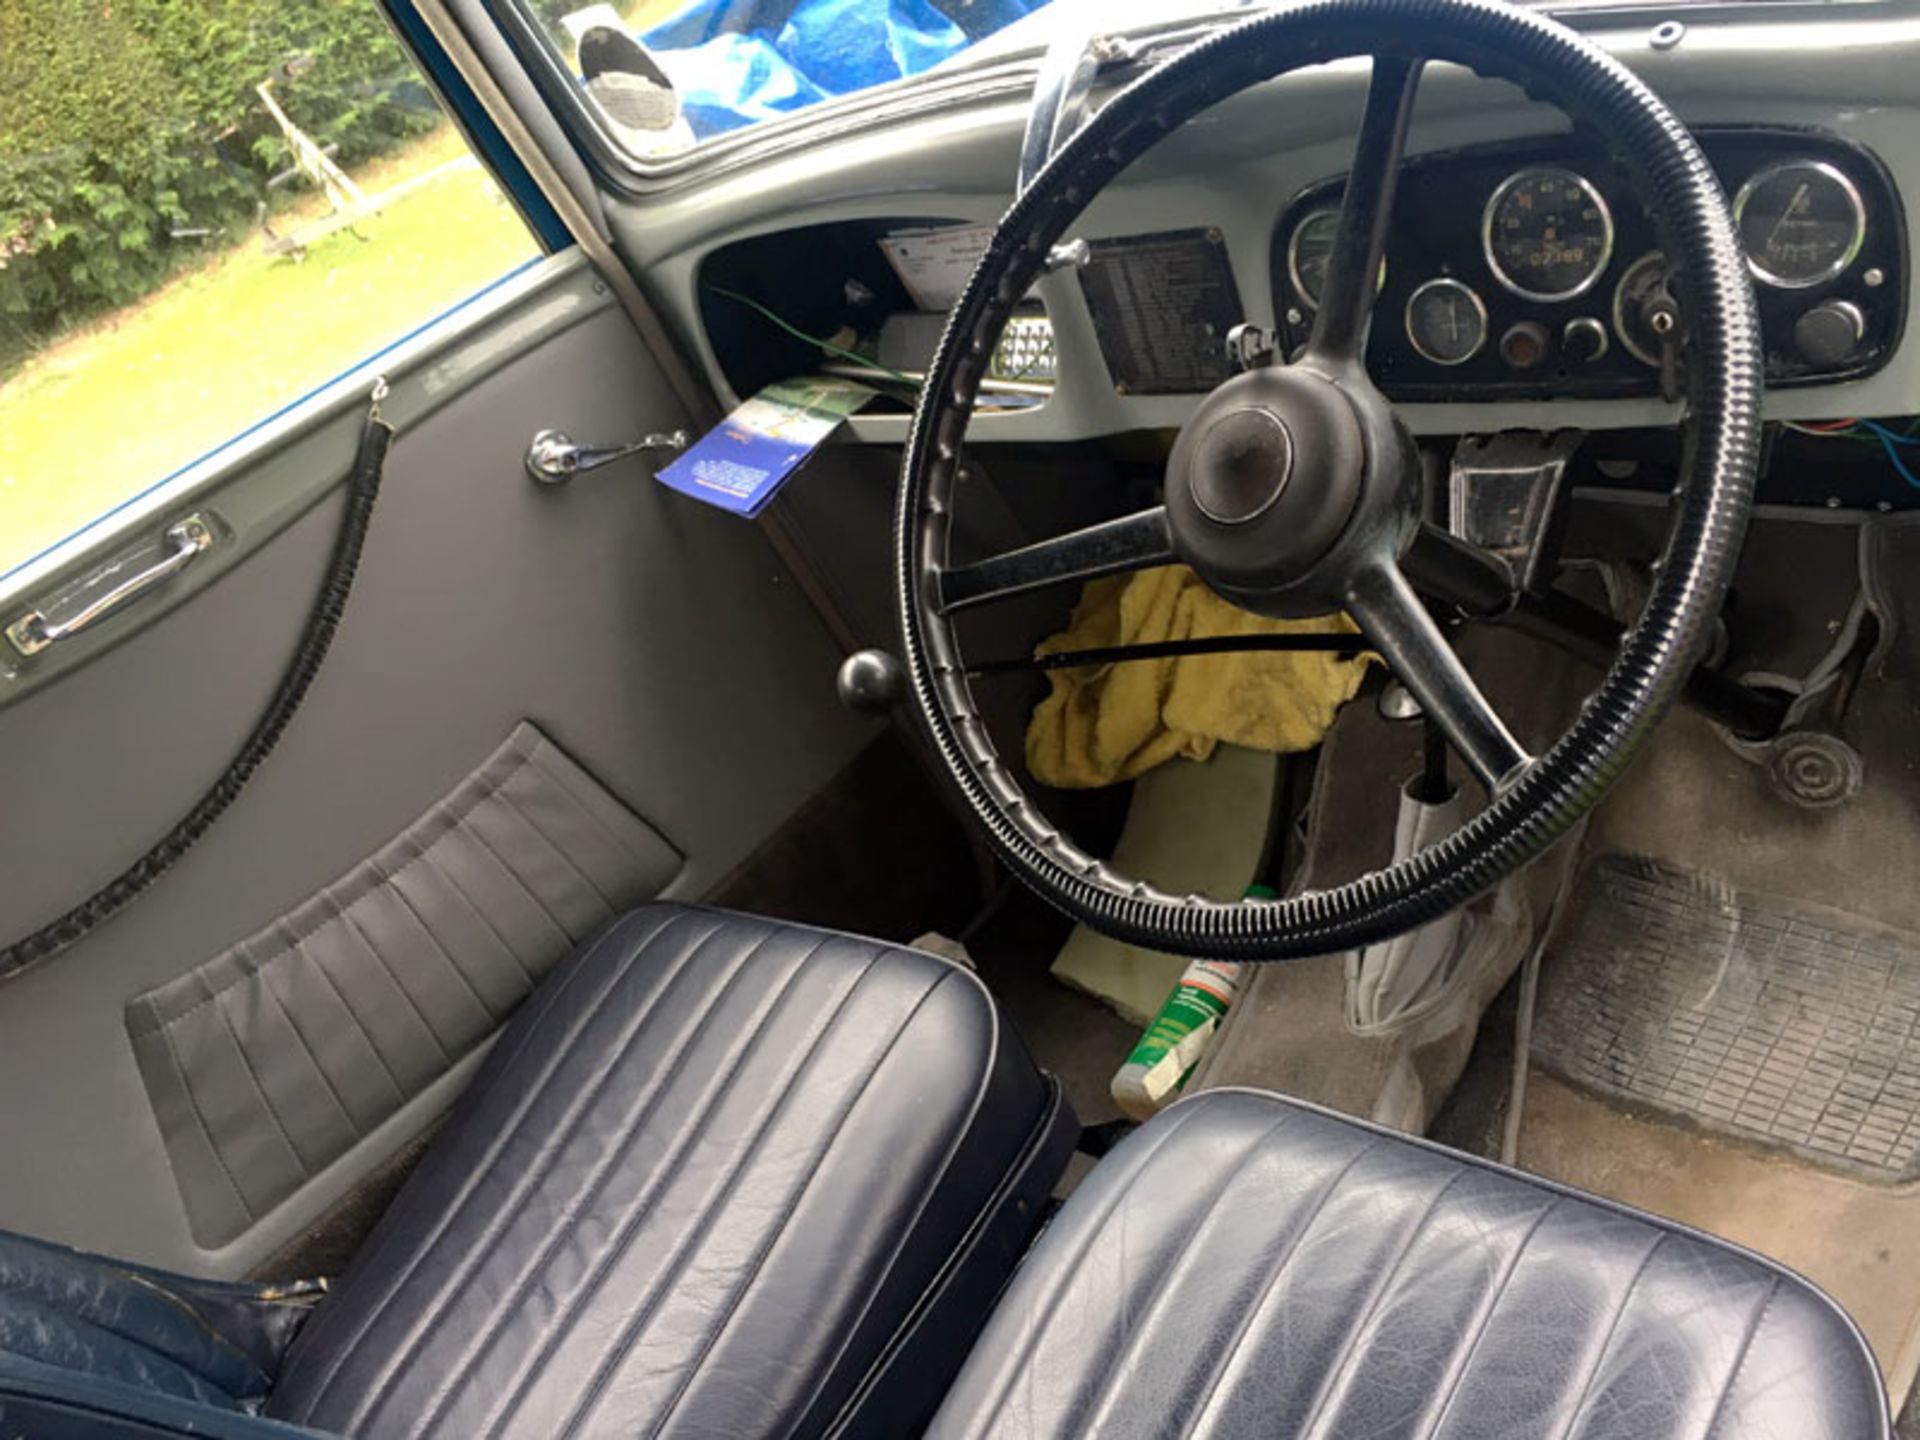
[0,906,1075,1439]
[0,912,1890,1438]
[929,1089,1892,1440]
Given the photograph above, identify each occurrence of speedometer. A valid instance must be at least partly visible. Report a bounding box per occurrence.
[1734,160,1866,289]
[1483,167,1615,302]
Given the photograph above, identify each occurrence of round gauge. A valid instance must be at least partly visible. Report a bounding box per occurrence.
[1734,159,1866,289]
[1287,207,1384,309]
[1482,167,1615,302]
[1405,278,1488,365]
[1612,251,1681,368]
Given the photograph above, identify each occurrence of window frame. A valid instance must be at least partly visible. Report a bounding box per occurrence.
[0,0,574,601]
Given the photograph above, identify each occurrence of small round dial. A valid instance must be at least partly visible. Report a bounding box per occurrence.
[1734,160,1866,289]
[1483,167,1615,302]
[1287,207,1384,309]
[1405,278,1487,365]
[1612,252,1681,368]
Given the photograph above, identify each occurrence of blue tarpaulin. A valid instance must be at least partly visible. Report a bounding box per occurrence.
[641,0,1050,137]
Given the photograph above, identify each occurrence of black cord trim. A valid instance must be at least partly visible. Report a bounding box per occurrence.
[0,404,395,982]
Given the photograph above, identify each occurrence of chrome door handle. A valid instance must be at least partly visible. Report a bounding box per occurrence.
[6,515,214,657]
[525,428,687,485]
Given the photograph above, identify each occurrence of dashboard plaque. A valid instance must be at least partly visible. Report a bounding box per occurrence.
[1078,229,1245,395]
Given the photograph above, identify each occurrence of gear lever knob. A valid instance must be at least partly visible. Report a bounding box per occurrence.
[836,649,908,715]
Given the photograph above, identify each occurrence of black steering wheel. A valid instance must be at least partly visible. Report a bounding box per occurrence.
[896,0,1761,959]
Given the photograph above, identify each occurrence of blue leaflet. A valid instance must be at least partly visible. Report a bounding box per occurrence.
[655,378,875,517]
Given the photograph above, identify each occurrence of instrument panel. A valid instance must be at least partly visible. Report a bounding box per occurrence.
[1270,128,1905,400]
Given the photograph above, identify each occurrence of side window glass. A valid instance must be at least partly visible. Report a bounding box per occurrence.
[0,1,544,581]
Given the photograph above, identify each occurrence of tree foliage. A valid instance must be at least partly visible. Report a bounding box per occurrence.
[0,0,440,348]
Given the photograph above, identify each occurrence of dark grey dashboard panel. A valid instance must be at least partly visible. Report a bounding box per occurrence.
[1270,127,1907,400]
[0,275,868,1276]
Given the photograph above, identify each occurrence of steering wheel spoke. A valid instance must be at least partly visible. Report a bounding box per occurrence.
[937,506,1174,614]
[1402,522,1521,618]
[1306,54,1425,367]
[1345,560,1531,793]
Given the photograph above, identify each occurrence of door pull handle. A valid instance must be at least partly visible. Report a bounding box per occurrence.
[6,515,214,657]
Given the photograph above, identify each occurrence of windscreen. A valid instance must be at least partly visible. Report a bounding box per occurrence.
[515,0,1058,157]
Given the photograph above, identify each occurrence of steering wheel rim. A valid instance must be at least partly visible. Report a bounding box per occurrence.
[896,0,1762,960]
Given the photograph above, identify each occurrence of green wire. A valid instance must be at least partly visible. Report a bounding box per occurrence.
[705,285,919,388]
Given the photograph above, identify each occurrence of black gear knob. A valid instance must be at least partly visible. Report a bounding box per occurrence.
[836,649,907,715]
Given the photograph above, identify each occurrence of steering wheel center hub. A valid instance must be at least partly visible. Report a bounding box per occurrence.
[1166,367,1371,608]
[1189,406,1294,523]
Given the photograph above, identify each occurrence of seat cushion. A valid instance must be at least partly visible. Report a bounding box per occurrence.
[268,905,1071,1440]
[0,1229,316,1415]
[930,1088,1889,1440]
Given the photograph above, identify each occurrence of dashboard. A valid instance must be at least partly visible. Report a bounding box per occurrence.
[624,5,1920,446]
[1271,128,1906,401]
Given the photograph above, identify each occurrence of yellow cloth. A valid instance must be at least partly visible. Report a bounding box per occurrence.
[1026,565,1372,788]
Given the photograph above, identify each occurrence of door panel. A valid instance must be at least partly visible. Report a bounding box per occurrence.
[0,256,869,1274]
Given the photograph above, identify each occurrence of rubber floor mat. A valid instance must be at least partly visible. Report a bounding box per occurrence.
[1533,852,1920,1182]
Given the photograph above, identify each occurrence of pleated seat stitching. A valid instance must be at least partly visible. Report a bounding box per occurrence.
[277,908,685,1419]
[1697,1276,1784,1440]
[1075,1112,1299,1437]
[1416,1195,1566,1439]
[785,960,1005,1432]
[621,954,956,1440]
[1293,1166,1473,1440]
[476,936,875,1440]
[1546,1232,1669,1440]
[970,1103,1213,1435]
[1178,1135,1385,1440]
[332,915,766,1437]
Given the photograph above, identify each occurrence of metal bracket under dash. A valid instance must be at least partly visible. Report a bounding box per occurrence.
[1447,431,1582,593]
